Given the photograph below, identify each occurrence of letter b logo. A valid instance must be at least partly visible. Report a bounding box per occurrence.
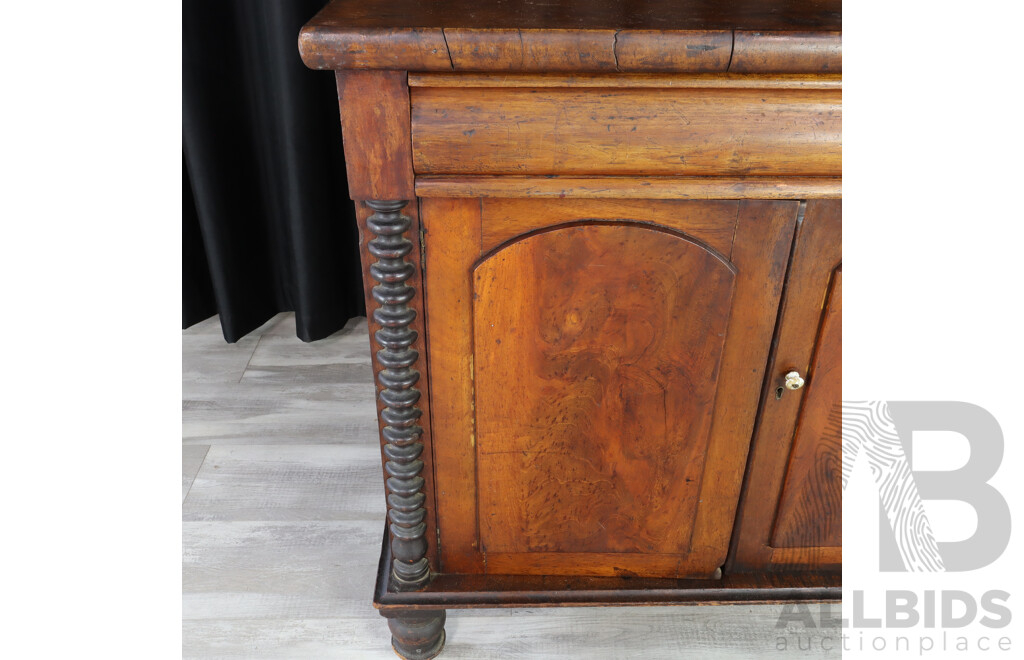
[843,401,1010,572]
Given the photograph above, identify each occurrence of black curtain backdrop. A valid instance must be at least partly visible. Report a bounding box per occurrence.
[183,0,365,343]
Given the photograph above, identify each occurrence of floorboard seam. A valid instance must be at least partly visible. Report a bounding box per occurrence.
[183,445,211,504]
[238,334,264,383]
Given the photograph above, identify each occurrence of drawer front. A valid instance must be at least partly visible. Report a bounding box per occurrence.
[411,85,841,176]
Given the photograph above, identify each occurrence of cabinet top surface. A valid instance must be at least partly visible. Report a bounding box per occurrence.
[299,1,841,73]
[302,0,841,32]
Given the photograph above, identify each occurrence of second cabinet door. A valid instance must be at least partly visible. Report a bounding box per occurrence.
[728,199,842,573]
[423,198,798,578]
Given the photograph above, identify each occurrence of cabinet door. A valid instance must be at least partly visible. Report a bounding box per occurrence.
[423,198,798,578]
[728,199,842,572]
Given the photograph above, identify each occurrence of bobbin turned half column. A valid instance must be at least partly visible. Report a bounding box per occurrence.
[366,199,444,658]
[365,199,429,590]
[331,69,444,658]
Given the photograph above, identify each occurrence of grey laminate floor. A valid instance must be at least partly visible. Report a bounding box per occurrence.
[183,313,837,659]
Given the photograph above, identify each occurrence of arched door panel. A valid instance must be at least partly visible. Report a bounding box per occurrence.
[474,223,735,557]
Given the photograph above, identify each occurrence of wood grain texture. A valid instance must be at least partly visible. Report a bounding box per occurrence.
[184,521,384,620]
[409,73,842,89]
[183,445,210,502]
[479,198,738,254]
[183,616,384,659]
[185,606,840,659]
[336,71,414,200]
[732,31,842,73]
[299,0,842,73]
[182,316,378,447]
[614,30,731,71]
[484,552,688,579]
[301,27,451,71]
[474,223,735,565]
[420,198,485,575]
[392,577,840,609]
[444,29,617,71]
[377,530,840,609]
[417,176,842,200]
[423,199,798,578]
[728,200,841,573]
[240,316,375,385]
[687,201,798,567]
[183,381,379,446]
[771,270,841,550]
[771,546,842,567]
[301,0,842,31]
[411,87,841,176]
[182,330,259,383]
[182,445,386,522]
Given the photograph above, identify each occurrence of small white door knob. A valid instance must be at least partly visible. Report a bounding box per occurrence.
[784,371,805,390]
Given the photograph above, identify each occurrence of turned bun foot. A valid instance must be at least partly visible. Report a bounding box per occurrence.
[385,610,446,660]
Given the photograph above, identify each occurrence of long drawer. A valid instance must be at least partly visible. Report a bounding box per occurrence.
[410,76,841,177]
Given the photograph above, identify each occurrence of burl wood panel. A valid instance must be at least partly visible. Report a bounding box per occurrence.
[411,87,841,176]
[424,198,798,578]
[473,224,736,556]
[771,269,842,550]
[727,199,841,573]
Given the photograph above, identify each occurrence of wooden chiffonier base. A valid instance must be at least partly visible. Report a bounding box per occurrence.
[300,1,842,656]
[375,529,840,608]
